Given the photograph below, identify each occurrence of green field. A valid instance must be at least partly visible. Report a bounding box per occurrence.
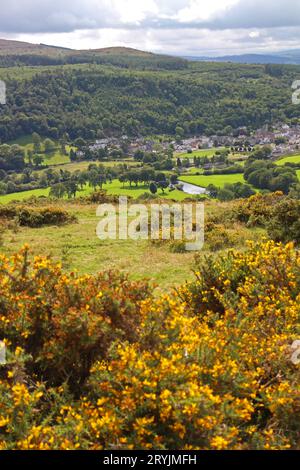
[48,159,138,173]
[0,180,195,204]
[179,173,246,188]
[276,154,300,166]
[0,198,260,290]
[176,147,226,159]
[0,203,195,290]
[103,181,191,201]
[0,188,50,204]
[9,136,72,166]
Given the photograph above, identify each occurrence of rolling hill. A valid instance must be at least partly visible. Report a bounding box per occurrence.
[0,38,186,69]
[0,38,72,56]
[186,49,300,65]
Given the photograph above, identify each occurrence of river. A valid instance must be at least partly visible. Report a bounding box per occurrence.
[179,181,206,195]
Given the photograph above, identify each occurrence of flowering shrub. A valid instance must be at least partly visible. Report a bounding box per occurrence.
[0,241,299,449]
[228,192,285,227]
[0,246,152,394]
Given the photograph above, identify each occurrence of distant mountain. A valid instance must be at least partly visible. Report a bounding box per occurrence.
[185,50,300,65]
[0,38,187,70]
[80,46,155,57]
[0,39,162,59]
[0,38,72,56]
[2,38,300,67]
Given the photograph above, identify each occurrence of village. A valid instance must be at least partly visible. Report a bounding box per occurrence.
[87,122,300,159]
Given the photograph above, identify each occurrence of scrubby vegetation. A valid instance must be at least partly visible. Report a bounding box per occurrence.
[0,205,76,228]
[0,240,299,449]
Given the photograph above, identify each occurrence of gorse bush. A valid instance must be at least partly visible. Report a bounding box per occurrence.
[231,192,285,226]
[267,198,300,245]
[0,246,151,394]
[204,222,239,251]
[228,193,300,246]
[0,241,299,449]
[0,206,77,227]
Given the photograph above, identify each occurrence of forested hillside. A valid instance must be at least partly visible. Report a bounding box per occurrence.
[0,60,300,142]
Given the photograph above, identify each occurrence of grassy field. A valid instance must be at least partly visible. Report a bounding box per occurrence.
[0,180,195,204]
[47,160,138,173]
[276,154,300,165]
[176,147,226,159]
[0,199,260,290]
[0,203,197,291]
[0,188,50,204]
[101,180,191,201]
[179,173,246,188]
[9,136,72,166]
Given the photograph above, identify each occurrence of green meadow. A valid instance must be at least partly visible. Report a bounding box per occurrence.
[0,180,193,204]
[276,154,300,165]
[176,147,226,159]
[179,173,246,188]
[0,199,260,291]
[0,188,50,204]
[9,136,73,166]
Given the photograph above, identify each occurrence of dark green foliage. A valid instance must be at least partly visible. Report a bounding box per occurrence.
[244,160,298,193]
[267,199,300,244]
[1,61,300,142]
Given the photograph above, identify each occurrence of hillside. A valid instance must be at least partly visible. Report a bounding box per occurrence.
[0,38,71,56]
[0,59,299,142]
[0,39,154,57]
[81,46,154,57]
[0,38,186,69]
[187,49,300,65]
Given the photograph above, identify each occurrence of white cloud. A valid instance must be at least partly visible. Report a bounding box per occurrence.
[176,0,239,22]
[1,1,300,56]
[113,0,159,24]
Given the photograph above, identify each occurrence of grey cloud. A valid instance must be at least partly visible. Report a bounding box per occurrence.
[207,0,300,29]
[1,1,300,34]
[1,0,300,57]
[0,0,117,33]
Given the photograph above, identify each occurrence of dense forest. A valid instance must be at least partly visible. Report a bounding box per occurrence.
[0,59,300,142]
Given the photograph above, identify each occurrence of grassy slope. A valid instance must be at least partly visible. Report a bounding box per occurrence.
[0,203,196,291]
[0,201,259,291]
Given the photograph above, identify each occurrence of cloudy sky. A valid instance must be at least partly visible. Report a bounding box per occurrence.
[1,0,300,56]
